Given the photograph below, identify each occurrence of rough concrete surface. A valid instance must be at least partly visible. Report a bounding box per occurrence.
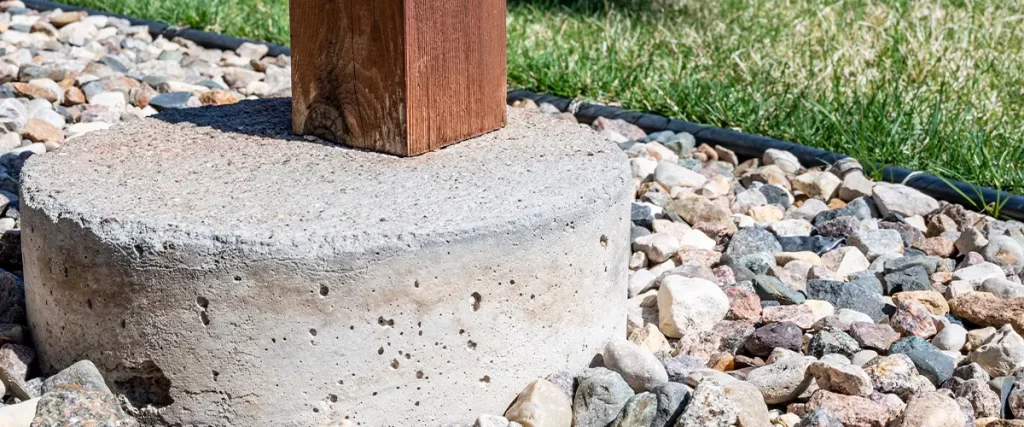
[20,99,632,426]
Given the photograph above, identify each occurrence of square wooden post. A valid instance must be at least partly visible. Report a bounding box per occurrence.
[290,0,508,157]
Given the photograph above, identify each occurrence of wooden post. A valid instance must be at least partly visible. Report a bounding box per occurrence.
[290,0,507,157]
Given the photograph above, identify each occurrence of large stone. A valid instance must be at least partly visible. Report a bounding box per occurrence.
[727,226,782,257]
[505,379,573,427]
[654,161,707,189]
[863,354,921,397]
[610,392,657,427]
[952,262,1005,286]
[676,380,738,427]
[806,279,887,323]
[804,390,889,427]
[651,382,690,427]
[633,233,680,264]
[983,236,1024,273]
[603,339,668,393]
[872,184,940,217]
[745,356,816,404]
[745,322,803,357]
[0,397,39,426]
[665,195,737,235]
[31,388,138,427]
[848,229,905,261]
[890,300,938,338]
[792,172,842,200]
[895,391,965,427]
[21,102,632,426]
[968,325,1024,377]
[808,359,873,396]
[849,322,900,352]
[573,368,634,427]
[658,276,729,338]
[950,293,1024,333]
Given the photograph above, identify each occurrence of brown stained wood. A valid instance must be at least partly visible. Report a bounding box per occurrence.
[291,0,507,157]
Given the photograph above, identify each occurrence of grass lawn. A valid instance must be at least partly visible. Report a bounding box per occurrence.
[62,0,1024,198]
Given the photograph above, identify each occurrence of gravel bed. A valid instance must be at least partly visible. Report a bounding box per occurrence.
[0,1,1022,426]
[492,98,1024,427]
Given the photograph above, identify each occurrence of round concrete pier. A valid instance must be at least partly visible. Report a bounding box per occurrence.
[20,99,631,426]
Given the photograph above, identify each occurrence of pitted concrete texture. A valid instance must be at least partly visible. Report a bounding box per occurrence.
[20,99,632,426]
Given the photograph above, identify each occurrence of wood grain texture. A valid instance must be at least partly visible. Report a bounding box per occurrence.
[291,0,507,157]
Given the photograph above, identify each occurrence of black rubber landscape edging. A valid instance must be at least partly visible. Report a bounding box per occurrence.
[22,0,1024,220]
[508,89,1024,222]
[21,0,291,57]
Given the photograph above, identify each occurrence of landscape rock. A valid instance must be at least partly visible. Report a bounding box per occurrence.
[873,184,940,218]
[848,229,905,261]
[676,380,738,427]
[573,368,634,427]
[505,379,573,427]
[745,355,816,404]
[657,276,729,338]
[968,325,1024,377]
[804,390,889,427]
[603,340,669,393]
[32,388,139,427]
[807,359,873,397]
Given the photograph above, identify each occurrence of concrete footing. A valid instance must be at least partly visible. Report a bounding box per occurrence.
[20,99,631,426]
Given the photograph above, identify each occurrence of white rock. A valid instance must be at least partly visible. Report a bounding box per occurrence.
[952,262,1005,287]
[602,339,669,393]
[968,324,1024,377]
[792,171,842,200]
[10,143,45,156]
[657,276,729,338]
[628,269,657,298]
[236,42,270,60]
[654,161,707,189]
[873,183,940,217]
[763,149,802,173]
[982,235,1024,273]
[223,66,265,89]
[0,397,40,426]
[848,229,905,261]
[475,415,510,427]
[504,379,572,427]
[633,233,681,264]
[66,122,111,139]
[944,280,975,300]
[600,129,628,143]
[629,158,657,181]
[769,219,813,237]
[57,21,98,46]
[931,323,967,352]
[89,91,127,112]
[678,229,716,250]
[0,132,21,152]
[955,227,989,255]
[838,172,875,202]
[836,309,874,328]
[821,246,870,278]
[787,199,828,221]
[652,219,691,242]
[645,142,679,163]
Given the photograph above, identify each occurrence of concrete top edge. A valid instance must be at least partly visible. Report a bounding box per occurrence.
[21,99,630,257]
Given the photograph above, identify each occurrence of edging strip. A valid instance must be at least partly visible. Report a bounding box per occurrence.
[508,89,1024,221]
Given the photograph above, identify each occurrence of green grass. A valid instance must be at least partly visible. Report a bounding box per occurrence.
[62,0,1024,194]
